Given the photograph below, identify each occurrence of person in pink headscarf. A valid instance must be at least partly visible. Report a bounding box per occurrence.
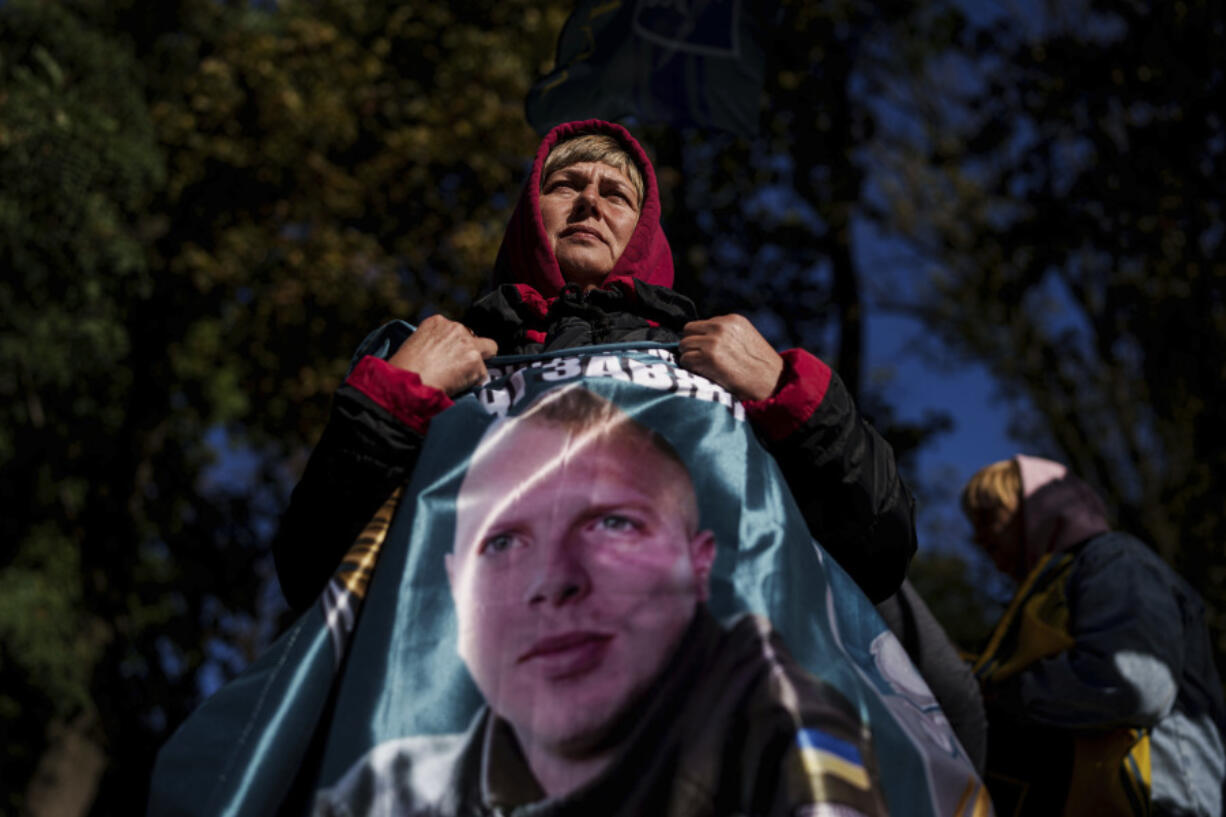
[962,455,1226,817]
[272,120,916,615]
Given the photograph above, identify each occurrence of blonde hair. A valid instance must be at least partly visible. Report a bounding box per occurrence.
[960,459,1021,521]
[541,133,645,209]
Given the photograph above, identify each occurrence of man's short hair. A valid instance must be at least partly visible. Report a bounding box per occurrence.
[960,459,1021,521]
[471,385,699,537]
[519,384,686,471]
[541,133,646,209]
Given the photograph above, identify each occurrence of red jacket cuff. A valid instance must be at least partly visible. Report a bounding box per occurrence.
[743,349,832,442]
[346,356,453,435]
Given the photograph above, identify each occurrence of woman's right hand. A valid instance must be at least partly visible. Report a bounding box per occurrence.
[387,315,498,396]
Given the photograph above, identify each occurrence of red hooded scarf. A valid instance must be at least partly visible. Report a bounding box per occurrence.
[491,120,674,298]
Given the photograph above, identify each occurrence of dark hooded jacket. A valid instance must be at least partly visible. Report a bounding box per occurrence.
[272,120,915,612]
[975,455,1226,817]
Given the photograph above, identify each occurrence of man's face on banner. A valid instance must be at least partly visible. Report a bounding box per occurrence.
[447,416,715,756]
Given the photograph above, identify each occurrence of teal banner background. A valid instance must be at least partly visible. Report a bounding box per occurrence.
[149,328,987,817]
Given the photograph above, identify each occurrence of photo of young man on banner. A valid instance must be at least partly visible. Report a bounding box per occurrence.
[312,383,887,815]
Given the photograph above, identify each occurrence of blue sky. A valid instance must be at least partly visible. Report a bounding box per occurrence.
[865,306,1014,547]
[855,211,1019,572]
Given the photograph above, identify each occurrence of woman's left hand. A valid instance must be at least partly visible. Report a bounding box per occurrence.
[679,314,784,402]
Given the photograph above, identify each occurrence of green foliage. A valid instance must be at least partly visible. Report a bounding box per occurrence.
[879,1,1226,663]
[1,4,165,808]
[2,0,568,811]
[0,0,159,456]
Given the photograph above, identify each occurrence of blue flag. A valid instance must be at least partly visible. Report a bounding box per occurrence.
[149,325,991,817]
[526,0,770,137]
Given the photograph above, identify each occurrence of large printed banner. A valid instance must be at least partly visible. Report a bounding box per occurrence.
[149,325,991,816]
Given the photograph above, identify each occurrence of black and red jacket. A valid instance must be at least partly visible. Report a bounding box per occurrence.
[272,120,915,612]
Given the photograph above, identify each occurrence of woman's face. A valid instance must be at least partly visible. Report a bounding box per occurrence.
[539,161,640,289]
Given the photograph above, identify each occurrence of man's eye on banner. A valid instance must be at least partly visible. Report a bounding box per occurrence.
[150,344,989,817]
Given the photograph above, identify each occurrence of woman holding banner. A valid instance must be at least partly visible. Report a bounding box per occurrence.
[272,119,916,614]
